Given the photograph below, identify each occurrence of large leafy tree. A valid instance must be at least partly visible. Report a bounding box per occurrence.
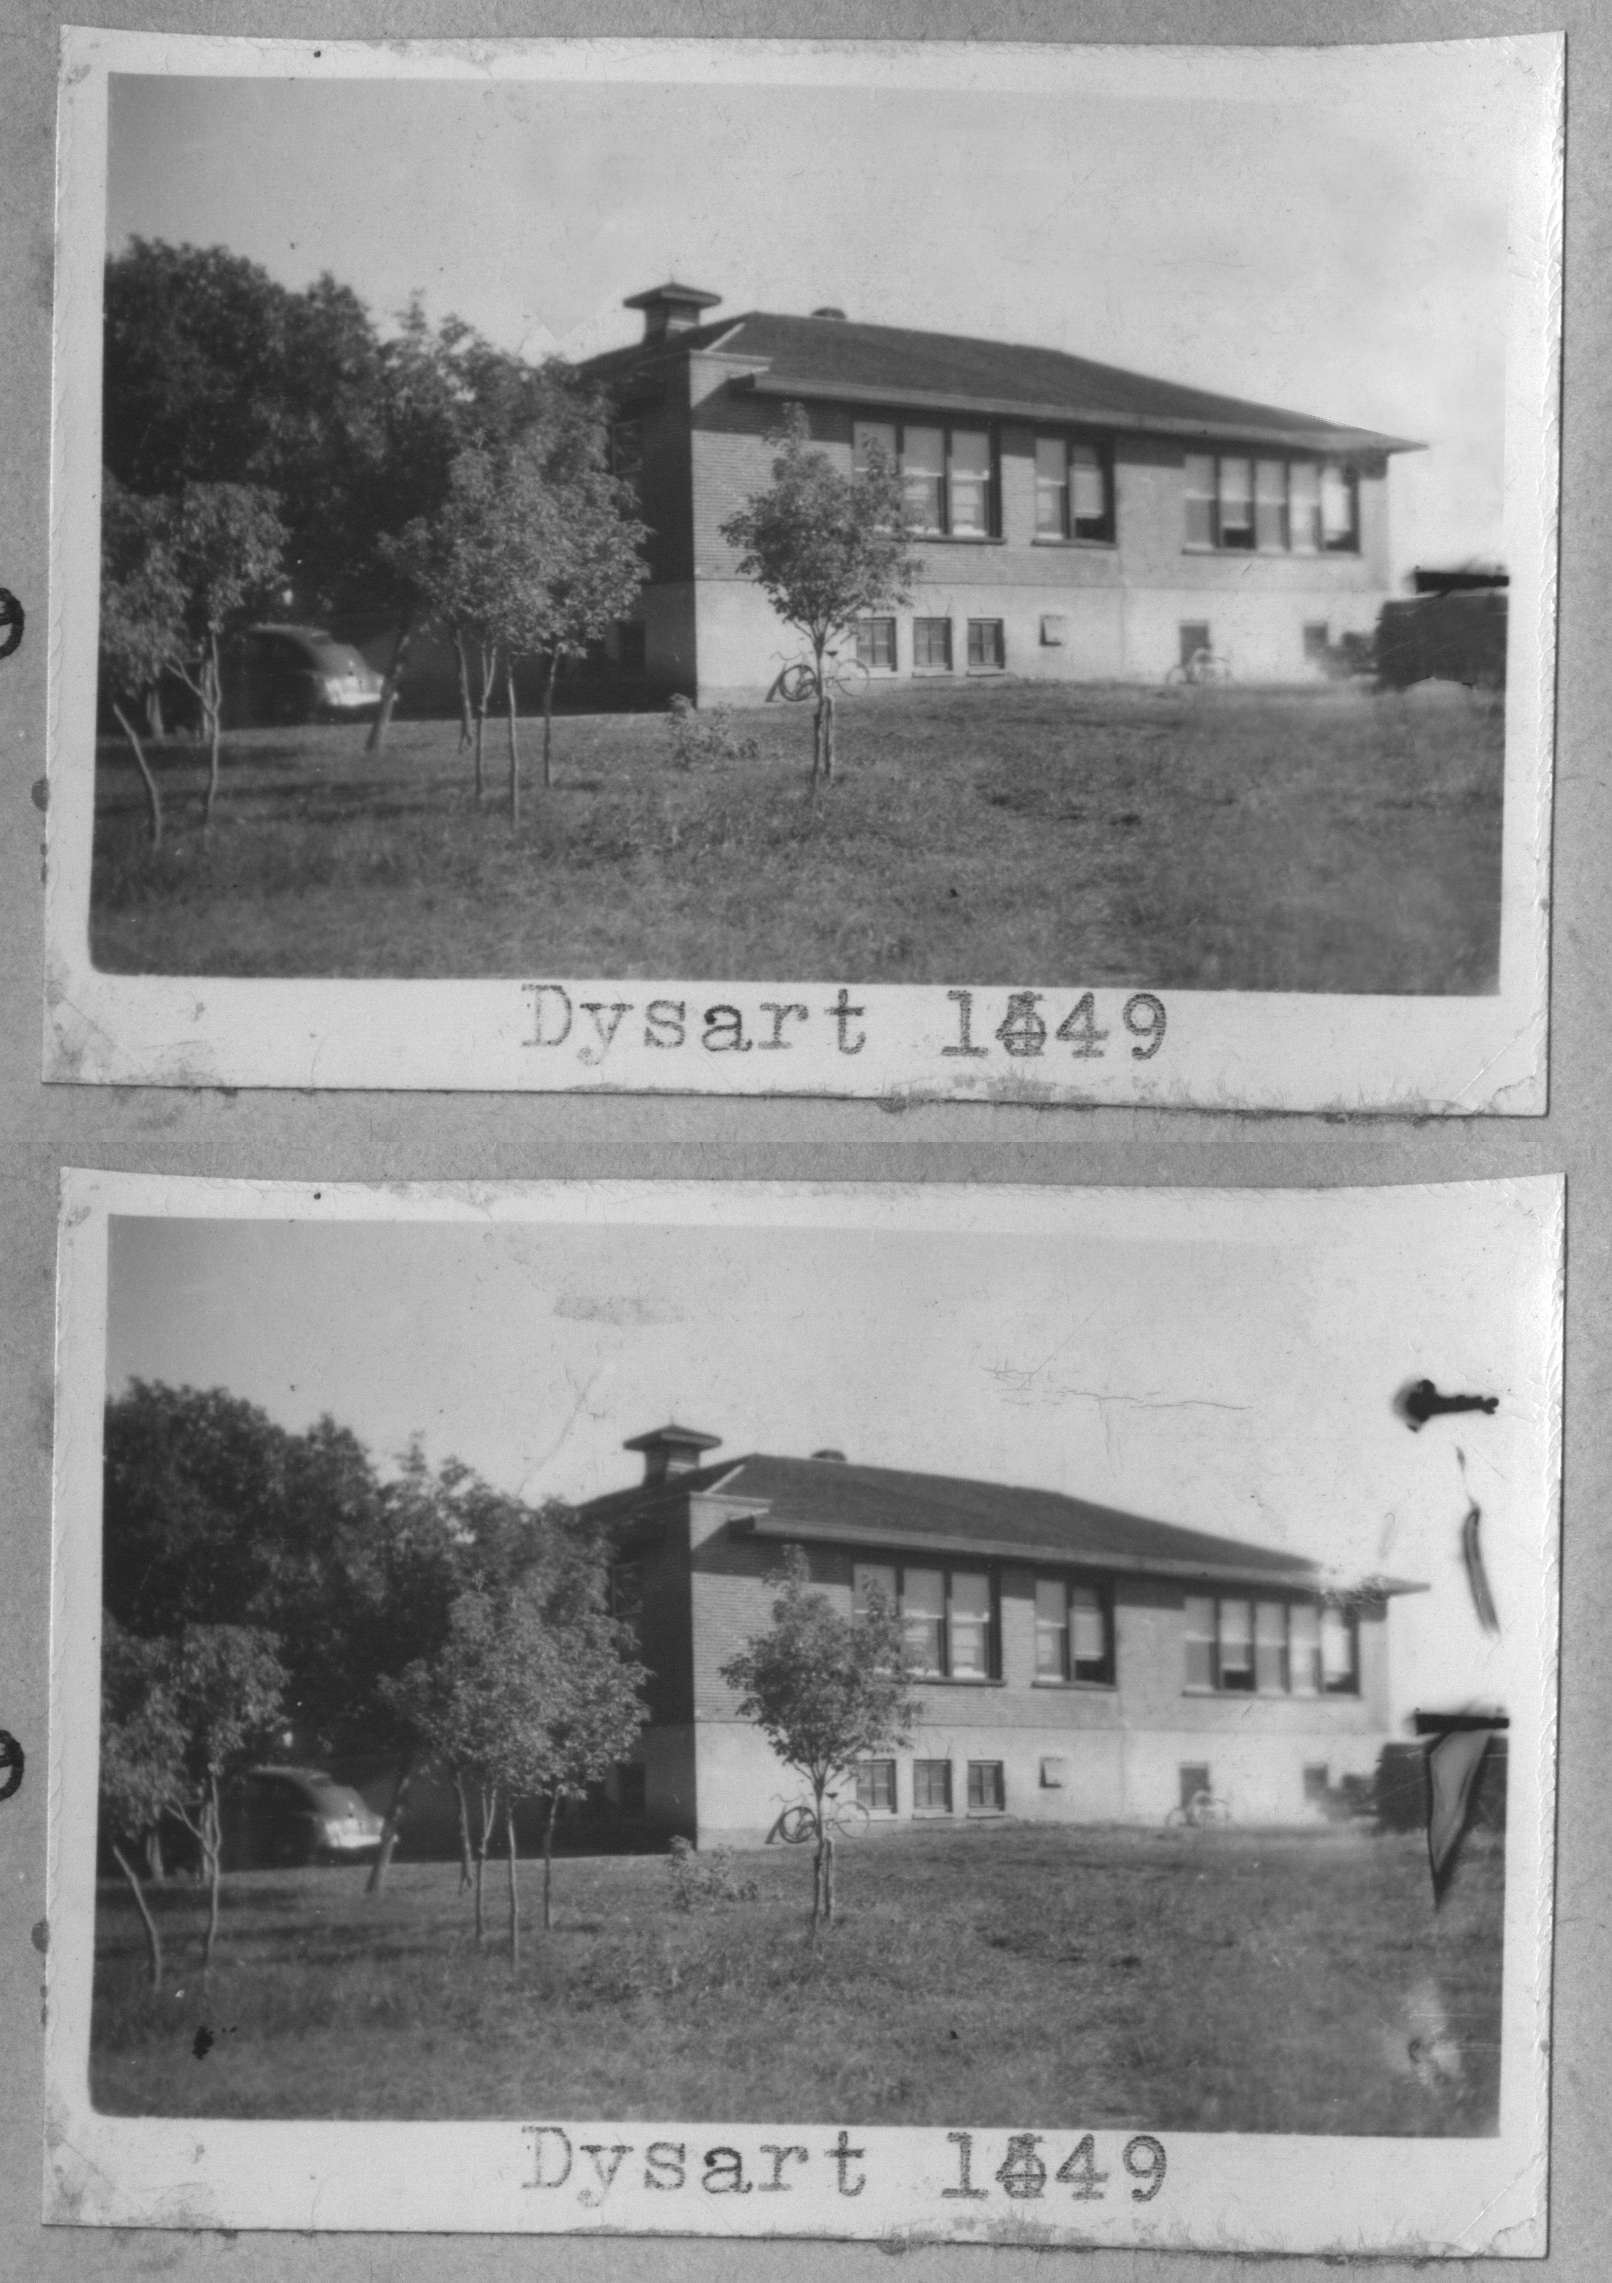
[720,1547,920,1933]
[719,404,921,791]
[103,240,387,620]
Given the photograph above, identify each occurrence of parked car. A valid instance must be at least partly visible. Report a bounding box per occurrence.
[222,625,385,727]
[223,1766,385,1869]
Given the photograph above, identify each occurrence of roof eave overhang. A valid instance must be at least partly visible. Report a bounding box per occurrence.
[730,371,1423,457]
[727,1511,1324,1593]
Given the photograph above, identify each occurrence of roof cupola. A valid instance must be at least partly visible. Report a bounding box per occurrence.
[622,1422,723,1484]
[622,282,723,343]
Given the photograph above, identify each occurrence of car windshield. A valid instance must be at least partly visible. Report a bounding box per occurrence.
[306,1781,368,1815]
[308,642,367,675]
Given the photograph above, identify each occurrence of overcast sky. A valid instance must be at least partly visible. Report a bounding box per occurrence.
[103,1184,1554,1724]
[102,40,1534,579]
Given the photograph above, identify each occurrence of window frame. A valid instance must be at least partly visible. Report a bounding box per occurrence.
[912,616,954,672]
[853,416,1002,540]
[1183,451,1360,557]
[912,1758,954,1814]
[854,1757,898,1815]
[1032,431,1116,546]
[966,1760,1006,1815]
[1032,1573,1116,1688]
[852,1560,1002,1682]
[1183,1592,1359,1698]
[966,618,1007,674]
[853,614,898,673]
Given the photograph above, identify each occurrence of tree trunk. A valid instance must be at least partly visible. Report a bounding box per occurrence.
[454,1768,474,1894]
[367,610,416,753]
[454,628,473,753]
[543,1793,558,1932]
[543,654,559,789]
[506,1800,520,1971]
[145,1825,165,1884]
[824,1831,836,1925]
[506,659,520,830]
[810,1781,827,1936]
[201,1779,222,1984]
[112,1842,163,1990]
[473,1784,496,1948]
[201,638,223,836]
[810,643,828,798]
[824,689,837,783]
[366,1758,414,1896]
[112,701,163,849]
[145,683,166,741]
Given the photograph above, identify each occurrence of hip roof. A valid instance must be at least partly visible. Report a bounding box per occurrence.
[579,309,1421,457]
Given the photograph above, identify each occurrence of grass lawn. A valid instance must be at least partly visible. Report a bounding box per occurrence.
[90,1823,1503,2134]
[88,681,1504,991]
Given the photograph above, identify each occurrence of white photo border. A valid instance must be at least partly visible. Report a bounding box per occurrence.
[44,30,1562,1113]
[46,1171,1562,2251]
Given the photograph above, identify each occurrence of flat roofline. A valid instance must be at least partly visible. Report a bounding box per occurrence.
[729,371,1423,457]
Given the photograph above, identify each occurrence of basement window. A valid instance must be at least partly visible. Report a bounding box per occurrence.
[854,615,897,672]
[966,1760,1006,1814]
[855,1758,898,1814]
[913,1759,953,1812]
[913,616,953,671]
[966,619,1006,672]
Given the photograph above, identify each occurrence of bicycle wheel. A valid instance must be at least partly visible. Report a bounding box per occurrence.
[1164,664,1190,687]
[1164,1805,1190,1828]
[831,657,872,696]
[831,1798,872,1837]
[775,662,819,705]
[771,1803,819,1846]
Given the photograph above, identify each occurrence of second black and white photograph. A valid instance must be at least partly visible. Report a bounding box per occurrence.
[46,1175,1560,2252]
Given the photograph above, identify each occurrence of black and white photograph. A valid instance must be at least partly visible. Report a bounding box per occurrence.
[44,31,1560,1107]
[47,1174,1560,2250]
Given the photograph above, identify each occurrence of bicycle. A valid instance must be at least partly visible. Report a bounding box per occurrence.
[763,649,873,706]
[1164,648,1233,689]
[1164,1789,1233,1829]
[762,645,872,790]
[764,1787,872,1927]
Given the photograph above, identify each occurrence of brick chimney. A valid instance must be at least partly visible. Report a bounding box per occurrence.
[623,1422,723,1485]
[622,282,723,344]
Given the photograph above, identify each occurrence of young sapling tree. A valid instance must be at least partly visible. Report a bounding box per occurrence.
[719,405,920,792]
[720,1545,920,1933]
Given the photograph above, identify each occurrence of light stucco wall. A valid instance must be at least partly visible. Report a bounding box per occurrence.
[681,366,1398,700]
[677,1512,1397,1843]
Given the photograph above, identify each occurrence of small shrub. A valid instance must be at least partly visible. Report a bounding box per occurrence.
[665,1835,760,1912]
[666,694,759,770]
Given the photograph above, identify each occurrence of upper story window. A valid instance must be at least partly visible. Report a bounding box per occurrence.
[854,419,998,539]
[1184,1594,1358,1696]
[853,1560,997,1679]
[609,1558,644,1651]
[1033,1576,1115,1685]
[1034,435,1114,543]
[609,418,644,510]
[1184,452,1358,555]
